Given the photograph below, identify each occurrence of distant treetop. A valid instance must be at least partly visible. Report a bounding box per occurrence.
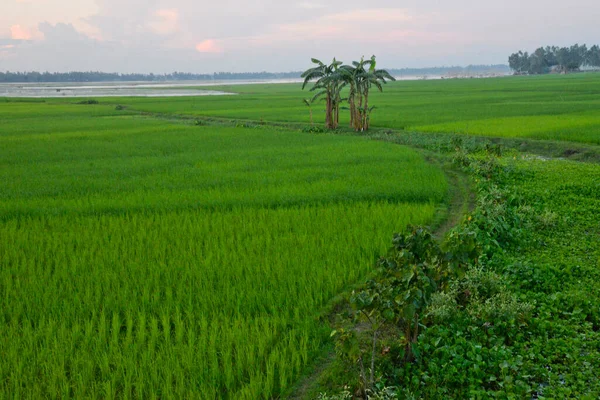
[508,44,600,75]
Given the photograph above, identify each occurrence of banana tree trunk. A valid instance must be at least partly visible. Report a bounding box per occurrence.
[357,92,364,131]
[363,89,370,131]
[354,93,361,131]
[349,96,355,128]
[325,94,332,129]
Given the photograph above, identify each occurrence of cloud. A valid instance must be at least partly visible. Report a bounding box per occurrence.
[195,39,222,53]
[2,0,97,37]
[324,8,414,23]
[3,0,600,72]
[149,9,180,35]
[10,25,39,40]
[0,38,26,45]
[230,8,438,48]
[38,22,89,42]
[296,2,326,10]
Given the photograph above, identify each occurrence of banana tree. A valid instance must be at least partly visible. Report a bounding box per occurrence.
[345,56,396,132]
[302,56,395,131]
[301,58,345,129]
[339,59,368,131]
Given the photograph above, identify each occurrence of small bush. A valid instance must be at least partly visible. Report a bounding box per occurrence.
[318,386,397,400]
[236,122,258,129]
[77,99,99,105]
[317,389,352,400]
[302,126,327,134]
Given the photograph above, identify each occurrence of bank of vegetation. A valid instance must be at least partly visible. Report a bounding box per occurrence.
[316,139,600,399]
[508,43,600,74]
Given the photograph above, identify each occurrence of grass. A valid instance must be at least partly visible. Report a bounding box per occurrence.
[2,73,600,398]
[415,111,600,144]
[63,72,600,145]
[0,103,447,398]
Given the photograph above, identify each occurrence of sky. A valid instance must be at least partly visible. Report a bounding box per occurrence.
[1,0,599,73]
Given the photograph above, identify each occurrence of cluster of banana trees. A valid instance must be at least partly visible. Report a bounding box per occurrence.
[301,56,396,131]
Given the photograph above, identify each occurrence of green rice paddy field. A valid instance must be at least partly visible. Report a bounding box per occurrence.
[1,73,599,398]
[0,105,446,398]
[115,72,600,145]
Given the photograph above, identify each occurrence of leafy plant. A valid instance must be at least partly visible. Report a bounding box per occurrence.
[301,56,395,131]
[302,125,327,134]
[301,58,345,129]
[333,226,472,396]
[340,56,396,132]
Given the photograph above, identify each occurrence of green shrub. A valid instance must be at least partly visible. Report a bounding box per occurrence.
[302,125,327,134]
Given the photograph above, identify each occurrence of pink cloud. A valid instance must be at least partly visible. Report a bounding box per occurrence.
[149,9,180,35]
[11,25,32,40]
[10,24,44,41]
[195,39,222,53]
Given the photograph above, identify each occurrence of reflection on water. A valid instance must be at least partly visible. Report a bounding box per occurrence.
[0,82,238,98]
[0,75,477,98]
[0,79,311,98]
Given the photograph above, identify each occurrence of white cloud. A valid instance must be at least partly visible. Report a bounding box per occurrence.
[195,39,222,53]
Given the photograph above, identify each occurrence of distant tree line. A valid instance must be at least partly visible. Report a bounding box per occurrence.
[0,65,516,84]
[509,44,600,75]
[0,70,302,83]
